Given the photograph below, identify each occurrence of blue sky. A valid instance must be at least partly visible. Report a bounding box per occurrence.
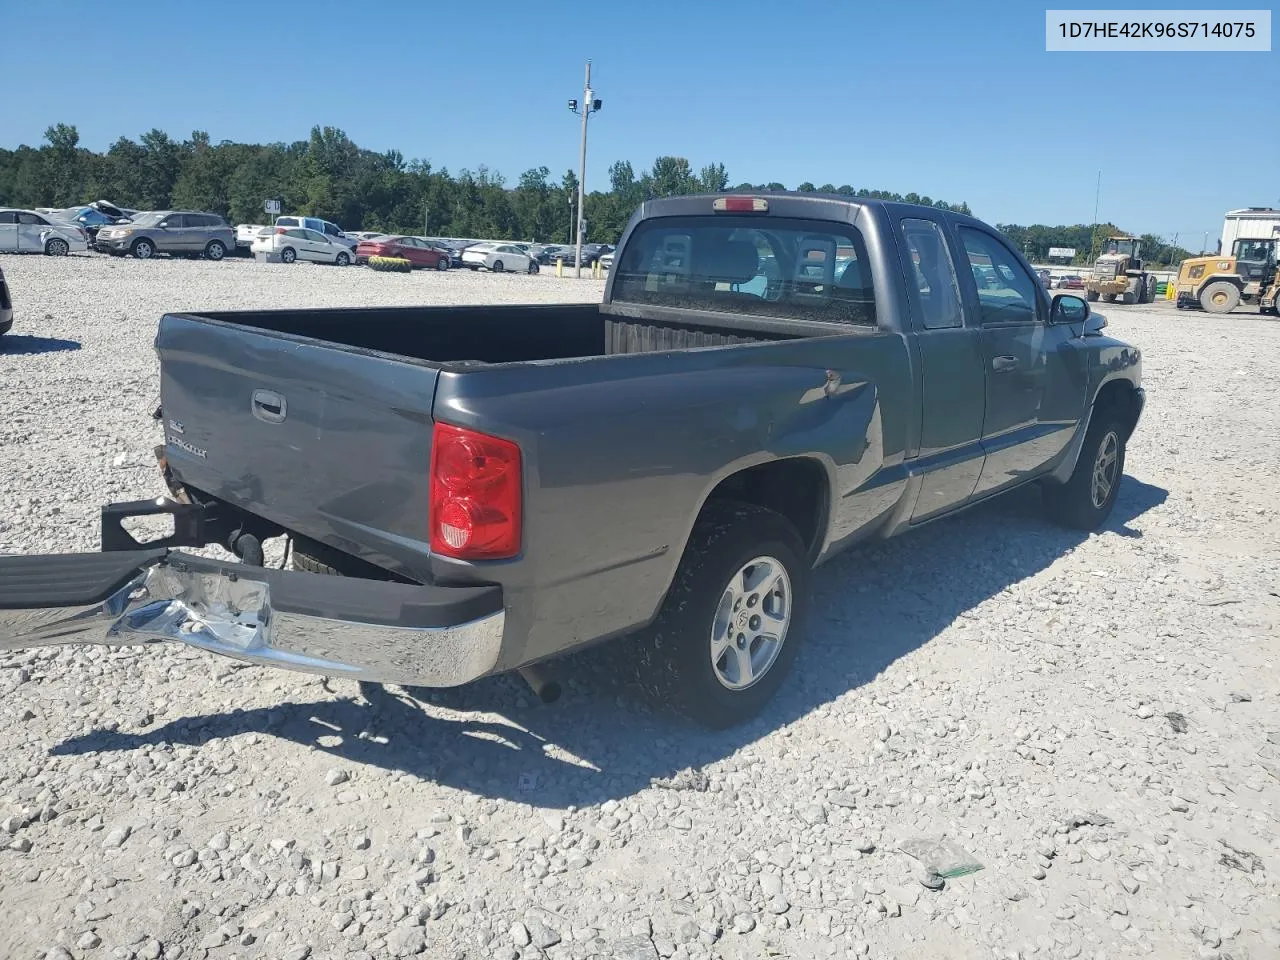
[5,1,1276,243]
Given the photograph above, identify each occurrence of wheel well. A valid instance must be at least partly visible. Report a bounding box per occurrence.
[1094,380,1142,440]
[703,458,828,559]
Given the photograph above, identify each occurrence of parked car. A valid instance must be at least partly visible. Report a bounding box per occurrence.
[1057,275,1085,290]
[252,226,354,266]
[96,211,234,260]
[537,244,573,265]
[0,193,1144,729]
[462,242,537,273]
[600,250,614,271]
[345,231,386,244]
[0,264,12,336]
[62,206,131,243]
[0,208,89,256]
[275,216,356,251]
[235,224,268,255]
[355,235,450,269]
[1036,268,1052,289]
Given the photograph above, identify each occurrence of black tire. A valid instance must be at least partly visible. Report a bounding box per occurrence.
[335,251,350,266]
[1121,287,1137,305]
[290,537,399,581]
[292,545,343,577]
[1085,290,1100,302]
[630,501,810,728]
[281,247,297,264]
[1199,280,1240,314]
[44,237,70,257]
[1043,409,1127,531]
[131,238,155,260]
[1102,293,1116,303]
[204,240,226,261]
[436,257,449,271]
[527,260,539,274]
[1143,275,1156,304]
[492,260,504,273]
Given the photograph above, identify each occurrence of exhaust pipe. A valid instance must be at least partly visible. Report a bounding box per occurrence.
[518,663,561,704]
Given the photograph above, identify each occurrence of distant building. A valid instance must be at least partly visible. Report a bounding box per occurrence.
[1221,208,1280,255]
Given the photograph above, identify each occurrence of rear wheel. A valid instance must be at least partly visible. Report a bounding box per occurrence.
[1199,280,1240,314]
[492,260,504,273]
[630,502,809,728]
[281,247,297,264]
[436,256,449,271]
[335,251,350,266]
[1143,275,1157,303]
[527,259,539,274]
[44,237,70,257]
[1102,293,1116,302]
[1121,283,1137,305]
[1085,290,1100,302]
[131,238,155,260]
[204,240,226,261]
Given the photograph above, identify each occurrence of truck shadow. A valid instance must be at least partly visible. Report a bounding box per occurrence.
[0,334,82,355]
[52,477,1168,808]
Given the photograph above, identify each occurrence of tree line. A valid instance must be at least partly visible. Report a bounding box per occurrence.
[2,124,973,244]
[2,124,1189,264]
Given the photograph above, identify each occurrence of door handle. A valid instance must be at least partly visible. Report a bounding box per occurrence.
[991,355,1019,372]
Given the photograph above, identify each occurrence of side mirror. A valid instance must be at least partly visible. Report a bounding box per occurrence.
[158,221,170,229]
[1050,293,1090,325]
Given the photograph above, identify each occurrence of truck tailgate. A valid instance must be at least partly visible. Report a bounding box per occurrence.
[156,314,439,575]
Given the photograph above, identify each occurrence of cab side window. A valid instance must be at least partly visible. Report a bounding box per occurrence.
[900,218,964,330]
[957,227,1041,325]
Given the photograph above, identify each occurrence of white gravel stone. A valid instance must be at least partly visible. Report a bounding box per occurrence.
[1,260,1278,960]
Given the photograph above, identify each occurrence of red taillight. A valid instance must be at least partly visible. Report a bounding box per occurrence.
[713,196,768,213]
[429,423,522,560]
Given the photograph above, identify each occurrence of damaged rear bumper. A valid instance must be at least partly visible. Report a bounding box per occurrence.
[0,549,506,688]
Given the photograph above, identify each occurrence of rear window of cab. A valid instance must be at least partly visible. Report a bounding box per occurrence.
[610,216,876,326]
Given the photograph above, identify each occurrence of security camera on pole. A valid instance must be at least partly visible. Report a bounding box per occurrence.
[567,61,602,279]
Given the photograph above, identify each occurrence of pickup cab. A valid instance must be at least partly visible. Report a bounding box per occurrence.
[0,193,1144,727]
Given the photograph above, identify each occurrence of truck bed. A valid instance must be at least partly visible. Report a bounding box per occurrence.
[181,302,806,367]
[155,302,875,591]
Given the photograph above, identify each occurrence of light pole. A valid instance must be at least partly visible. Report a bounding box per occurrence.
[568,60,602,278]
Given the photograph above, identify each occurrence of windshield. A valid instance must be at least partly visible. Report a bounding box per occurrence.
[1234,238,1276,261]
[612,216,876,326]
[1105,239,1137,257]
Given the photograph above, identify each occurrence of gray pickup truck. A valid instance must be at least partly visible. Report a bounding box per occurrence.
[0,193,1144,727]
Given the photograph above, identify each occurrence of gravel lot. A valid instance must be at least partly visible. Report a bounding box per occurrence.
[2,254,1279,960]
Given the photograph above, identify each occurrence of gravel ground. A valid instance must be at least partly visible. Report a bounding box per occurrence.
[2,254,1279,960]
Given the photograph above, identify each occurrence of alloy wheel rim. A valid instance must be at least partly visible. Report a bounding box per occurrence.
[1091,431,1119,508]
[710,556,791,691]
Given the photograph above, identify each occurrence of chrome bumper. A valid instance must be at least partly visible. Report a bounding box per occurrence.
[1,552,505,688]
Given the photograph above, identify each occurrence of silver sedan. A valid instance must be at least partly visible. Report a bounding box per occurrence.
[0,209,89,256]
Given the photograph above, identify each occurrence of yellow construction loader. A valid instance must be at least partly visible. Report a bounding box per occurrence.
[1175,236,1279,314]
[1083,236,1157,305]
[1260,260,1280,316]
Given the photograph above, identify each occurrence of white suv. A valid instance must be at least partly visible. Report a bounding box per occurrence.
[274,216,356,250]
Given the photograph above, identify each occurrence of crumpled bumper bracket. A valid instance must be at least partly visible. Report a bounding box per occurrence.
[0,550,505,688]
